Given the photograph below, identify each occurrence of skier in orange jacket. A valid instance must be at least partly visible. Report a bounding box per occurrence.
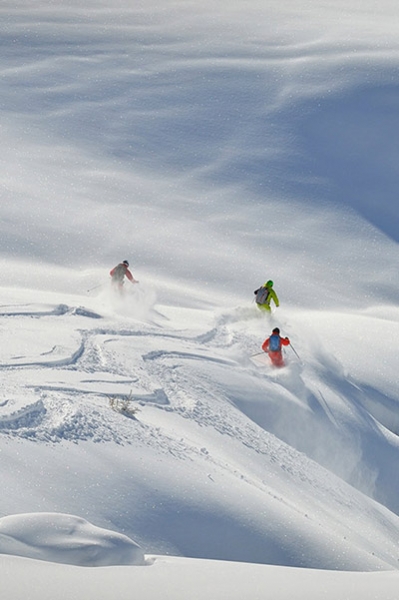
[262,327,290,367]
[110,260,138,290]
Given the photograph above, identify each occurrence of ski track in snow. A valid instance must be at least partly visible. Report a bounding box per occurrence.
[0,299,295,456]
[1,298,399,527]
[0,300,381,448]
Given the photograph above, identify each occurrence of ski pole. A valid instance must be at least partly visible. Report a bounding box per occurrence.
[87,283,103,293]
[289,343,301,360]
[250,352,265,358]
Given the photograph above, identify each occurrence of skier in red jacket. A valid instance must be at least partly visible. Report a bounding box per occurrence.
[262,327,290,367]
[110,260,138,291]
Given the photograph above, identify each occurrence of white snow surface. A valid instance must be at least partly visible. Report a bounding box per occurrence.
[0,513,144,566]
[1,0,399,598]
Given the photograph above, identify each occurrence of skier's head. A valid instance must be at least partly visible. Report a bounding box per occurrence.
[122,260,129,267]
[266,280,273,288]
[272,327,280,334]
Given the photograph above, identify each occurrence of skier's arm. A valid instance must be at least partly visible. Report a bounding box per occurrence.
[262,338,269,352]
[271,289,279,307]
[281,337,290,346]
[126,269,139,284]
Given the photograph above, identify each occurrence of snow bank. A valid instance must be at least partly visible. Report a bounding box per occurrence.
[0,513,145,566]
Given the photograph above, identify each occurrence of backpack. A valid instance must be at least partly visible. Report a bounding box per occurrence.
[255,286,270,305]
[268,334,281,352]
[111,263,126,282]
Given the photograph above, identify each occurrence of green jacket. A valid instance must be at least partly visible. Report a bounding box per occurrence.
[255,283,279,308]
[265,287,279,308]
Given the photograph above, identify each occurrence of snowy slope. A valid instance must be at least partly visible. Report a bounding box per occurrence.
[0,0,399,598]
[1,287,399,573]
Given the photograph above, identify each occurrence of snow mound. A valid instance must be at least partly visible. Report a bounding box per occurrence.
[0,513,145,567]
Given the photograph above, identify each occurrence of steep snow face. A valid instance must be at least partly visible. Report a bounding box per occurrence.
[0,513,145,566]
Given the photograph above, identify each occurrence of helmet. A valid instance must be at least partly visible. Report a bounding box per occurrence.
[272,327,280,334]
[266,280,273,287]
[122,260,129,267]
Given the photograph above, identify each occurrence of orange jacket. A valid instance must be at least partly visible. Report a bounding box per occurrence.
[262,335,290,353]
[262,334,290,367]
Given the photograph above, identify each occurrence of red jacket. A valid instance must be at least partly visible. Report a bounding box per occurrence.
[262,335,290,353]
[262,334,290,367]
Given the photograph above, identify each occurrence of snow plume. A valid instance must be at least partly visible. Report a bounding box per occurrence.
[96,281,157,322]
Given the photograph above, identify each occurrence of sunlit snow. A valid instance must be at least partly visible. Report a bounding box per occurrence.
[1,0,399,598]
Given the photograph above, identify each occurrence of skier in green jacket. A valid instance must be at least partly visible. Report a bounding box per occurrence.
[254,280,279,312]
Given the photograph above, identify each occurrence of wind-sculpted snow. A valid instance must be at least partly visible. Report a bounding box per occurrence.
[0,513,145,566]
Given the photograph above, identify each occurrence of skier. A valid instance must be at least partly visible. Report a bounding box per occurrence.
[262,327,290,367]
[254,280,279,312]
[110,260,139,291]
